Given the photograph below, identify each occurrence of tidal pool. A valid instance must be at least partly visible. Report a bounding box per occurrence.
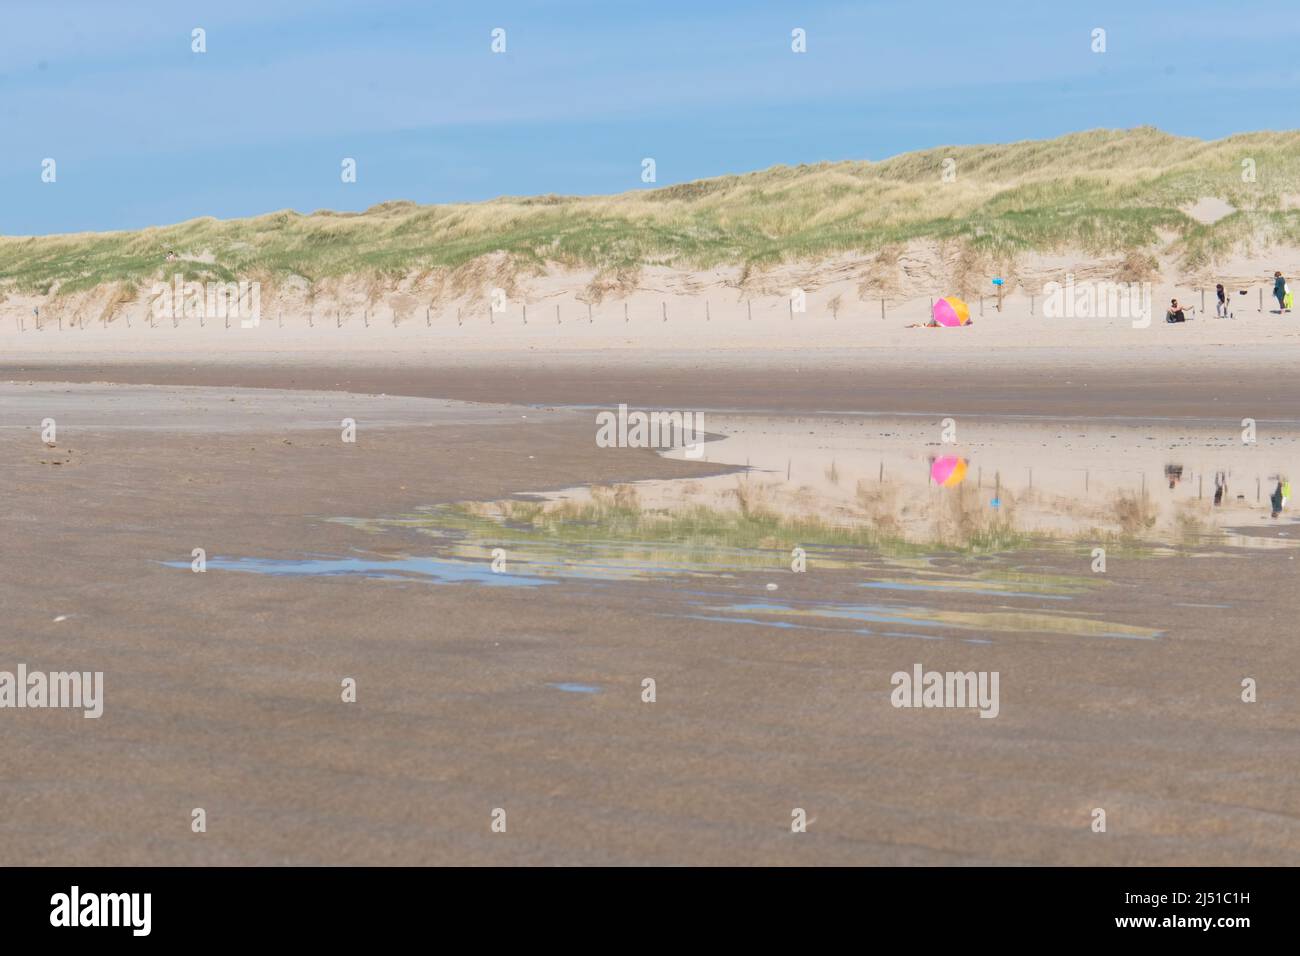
[166,412,1297,641]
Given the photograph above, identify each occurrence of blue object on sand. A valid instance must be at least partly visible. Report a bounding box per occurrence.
[990,497,1001,509]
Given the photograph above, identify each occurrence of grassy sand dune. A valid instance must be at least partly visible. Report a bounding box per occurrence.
[4,127,1300,300]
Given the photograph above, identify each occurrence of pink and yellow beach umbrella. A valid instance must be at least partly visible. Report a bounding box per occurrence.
[931,296,972,327]
[930,456,968,487]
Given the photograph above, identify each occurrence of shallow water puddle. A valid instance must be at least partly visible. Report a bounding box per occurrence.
[687,599,1160,641]
[548,682,601,694]
[163,554,554,587]
[555,410,1300,549]
[164,413,1284,645]
[858,580,1074,600]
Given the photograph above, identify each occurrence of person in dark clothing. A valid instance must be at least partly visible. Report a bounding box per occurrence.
[1274,272,1287,312]
[1165,298,1188,323]
[1216,284,1230,318]
[1271,480,1285,518]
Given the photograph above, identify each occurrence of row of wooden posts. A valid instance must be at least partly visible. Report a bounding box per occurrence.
[10,287,1281,330]
[800,459,1271,503]
[15,299,890,330]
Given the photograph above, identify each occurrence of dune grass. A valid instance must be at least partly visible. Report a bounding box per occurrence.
[5,127,1300,296]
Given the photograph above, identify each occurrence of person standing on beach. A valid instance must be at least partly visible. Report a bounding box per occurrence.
[1216,284,1230,318]
[1271,480,1286,518]
[1274,272,1287,312]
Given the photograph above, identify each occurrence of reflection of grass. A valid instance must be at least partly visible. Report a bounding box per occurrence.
[438,484,1036,557]
[932,483,1031,552]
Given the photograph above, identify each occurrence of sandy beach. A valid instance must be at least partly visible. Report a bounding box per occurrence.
[3,348,1298,865]
[12,3,1300,936]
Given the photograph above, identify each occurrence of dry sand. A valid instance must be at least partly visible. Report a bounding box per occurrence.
[3,287,1298,358]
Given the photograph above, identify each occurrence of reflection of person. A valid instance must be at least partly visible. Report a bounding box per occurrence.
[1165,463,1183,489]
[1271,480,1285,518]
[1214,472,1227,506]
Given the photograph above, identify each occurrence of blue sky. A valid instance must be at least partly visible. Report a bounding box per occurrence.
[2,0,1297,235]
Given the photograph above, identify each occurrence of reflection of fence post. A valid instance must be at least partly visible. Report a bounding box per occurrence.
[1199,474,1203,499]
[748,301,752,321]
[706,301,710,322]
[624,302,628,323]
[1030,294,1034,315]
[880,297,885,321]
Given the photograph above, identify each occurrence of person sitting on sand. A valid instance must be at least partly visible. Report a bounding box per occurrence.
[1275,272,1288,312]
[1165,298,1192,323]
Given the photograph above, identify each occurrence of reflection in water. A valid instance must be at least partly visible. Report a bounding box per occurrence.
[931,456,968,487]
[167,413,1300,642]
[639,414,1300,546]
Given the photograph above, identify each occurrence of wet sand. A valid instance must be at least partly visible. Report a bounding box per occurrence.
[1,373,1298,865]
[7,344,1300,420]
